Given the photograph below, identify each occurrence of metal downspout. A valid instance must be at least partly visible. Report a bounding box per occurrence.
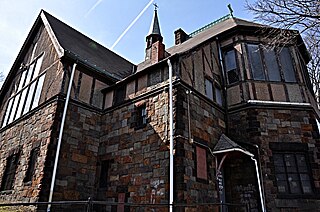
[251,157,266,212]
[167,59,174,212]
[47,63,77,212]
[254,144,266,211]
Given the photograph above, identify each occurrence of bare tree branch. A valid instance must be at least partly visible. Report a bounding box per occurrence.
[0,71,5,89]
[246,0,320,106]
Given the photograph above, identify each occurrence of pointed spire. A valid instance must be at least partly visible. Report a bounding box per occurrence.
[148,4,161,36]
[146,3,163,48]
[145,4,165,63]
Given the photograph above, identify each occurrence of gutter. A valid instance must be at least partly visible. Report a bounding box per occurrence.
[64,50,122,82]
[47,62,77,212]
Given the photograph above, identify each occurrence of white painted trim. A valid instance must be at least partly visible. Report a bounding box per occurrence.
[40,11,64,58]
[211,147,254,157]
[251,157,266,212]
[248,100,311,107]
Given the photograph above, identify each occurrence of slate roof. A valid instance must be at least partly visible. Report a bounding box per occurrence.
[42,11,135,80]
[137,16,264,71]
[167,17,263,55]
[214,134,246,152]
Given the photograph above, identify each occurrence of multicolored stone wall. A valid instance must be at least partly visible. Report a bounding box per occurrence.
[51,102,101,201]
[228,107,320,211]
[174,84,226,211]
[0,101,58,203]
[98,89,170,211]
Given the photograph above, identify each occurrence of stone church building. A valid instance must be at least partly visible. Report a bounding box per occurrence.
[0,8,319,212]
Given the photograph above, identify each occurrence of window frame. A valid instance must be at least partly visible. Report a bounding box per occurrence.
[272,151,314,197]
[1,53,45,128]
[136,104,147,128]
[278,46,297,82]
[24,148,40,183]
[247,43,267,81]
[246,43,298,83]
[1,153,20,191]
[204,77,223,106]
[113,84,126,106]
[223,48,239,85]
[99,160,111,189]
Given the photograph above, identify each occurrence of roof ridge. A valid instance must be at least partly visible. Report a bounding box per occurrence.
[188,14,232,37]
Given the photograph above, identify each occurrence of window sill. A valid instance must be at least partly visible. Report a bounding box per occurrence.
[277,193,320,199]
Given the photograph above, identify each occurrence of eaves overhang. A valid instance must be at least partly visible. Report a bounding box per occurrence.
[102,54,180,94]
[63,50,122,83]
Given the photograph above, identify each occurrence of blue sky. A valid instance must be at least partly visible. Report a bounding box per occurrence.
[0,0,254,78]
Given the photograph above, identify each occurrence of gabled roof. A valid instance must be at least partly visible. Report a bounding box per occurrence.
[167,16,263,55]
[214,134,243,151]
[213,134,254,157]
[0,10,136,103]
[41,10,134,80]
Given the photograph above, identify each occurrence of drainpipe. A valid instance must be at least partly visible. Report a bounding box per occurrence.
[253,144,266,211]
[167,59,174,212]
[47,62,77,212]
[251,157,266,212]
[186,90,192,143]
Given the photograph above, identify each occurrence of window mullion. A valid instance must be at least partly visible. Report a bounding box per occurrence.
[295,154,304,194]
[258,45,268,81]
[282,154,291,194]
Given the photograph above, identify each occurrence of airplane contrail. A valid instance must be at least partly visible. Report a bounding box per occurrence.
[110,0,154,50]
[85,0,104,18]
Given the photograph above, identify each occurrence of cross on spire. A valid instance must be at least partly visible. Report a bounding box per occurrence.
[153,3,158,11]
[227,4,234,17]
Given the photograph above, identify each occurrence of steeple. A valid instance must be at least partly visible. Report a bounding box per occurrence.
[146,4,163,49]
[145,4,165,63]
